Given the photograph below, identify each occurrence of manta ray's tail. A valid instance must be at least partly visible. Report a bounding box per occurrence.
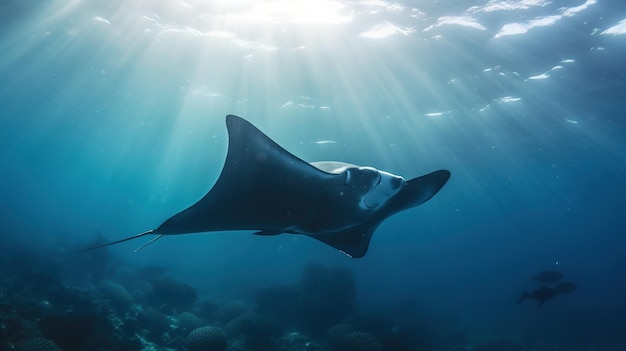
[516,292,529,304]
[77,230,159,253]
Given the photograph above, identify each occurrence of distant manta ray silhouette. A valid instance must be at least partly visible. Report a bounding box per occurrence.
[82,115,450,258]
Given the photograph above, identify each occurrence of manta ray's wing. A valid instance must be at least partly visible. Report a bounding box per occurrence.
[306,170,450,258]
[306,221,383,258]
[154,115,345,235]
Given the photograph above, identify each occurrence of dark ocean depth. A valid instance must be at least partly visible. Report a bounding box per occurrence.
[1,0,626,350]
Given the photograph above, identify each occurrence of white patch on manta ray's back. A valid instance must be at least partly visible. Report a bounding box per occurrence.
[312,162,406,210]
[310,161,358,174]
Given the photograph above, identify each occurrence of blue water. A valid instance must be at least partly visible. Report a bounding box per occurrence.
[2,0,626,350]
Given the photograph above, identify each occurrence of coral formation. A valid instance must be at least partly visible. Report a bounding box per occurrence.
[15,337,63,351]
[278,330,324,351]
[185,326,228,351]
[148,277,198,313]
[98,280,133,310]
[326,323,355,350]
[178,311,204,334]
[341,331,384,351]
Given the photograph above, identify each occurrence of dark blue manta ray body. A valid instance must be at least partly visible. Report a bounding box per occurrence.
[84,115,450,258]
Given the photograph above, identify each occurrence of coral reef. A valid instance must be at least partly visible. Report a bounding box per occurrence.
[178,311,205,334]
[7,246,585,351]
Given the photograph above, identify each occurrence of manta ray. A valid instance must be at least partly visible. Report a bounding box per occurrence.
[84,115,450,258]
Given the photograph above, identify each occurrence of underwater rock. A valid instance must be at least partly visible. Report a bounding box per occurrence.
[194,297,219,320]
[185,326,228,351]
[15,337,63,351]
[148,277,197,313]
[39,312,113,351]
[137,307,170,337]
[6,272,84,317]
[224,312,281,351]
[20,273,63,297]
[14,301,42,320]
[1,313,27,345]
[217,300,248,324]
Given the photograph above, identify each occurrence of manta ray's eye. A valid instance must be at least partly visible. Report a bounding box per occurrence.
[390,176,403,188]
